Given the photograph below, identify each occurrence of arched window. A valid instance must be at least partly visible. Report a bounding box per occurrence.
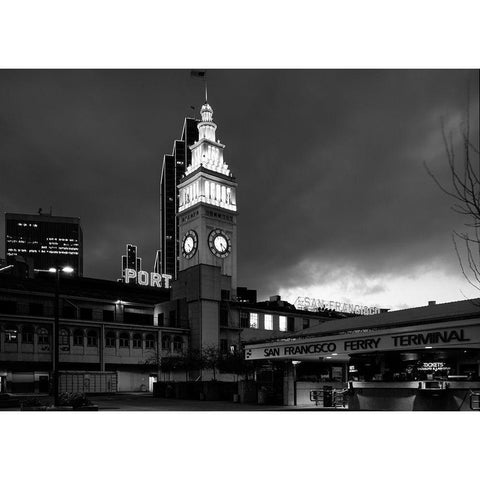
[162,335,171,351]
[87,329,98,347]
[4,324,18,343]
[59,328,70,346]
[145,334,155,350]
[105,331,116,348]
[173,336,183,353]
[22,325,34,344]
[119,332,130,348]
[37,328,50,345]
[132,333,142,349]
[73,329,84,346]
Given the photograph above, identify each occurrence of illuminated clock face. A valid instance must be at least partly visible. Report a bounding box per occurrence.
[182,230,198,259]
[208,229,231,258]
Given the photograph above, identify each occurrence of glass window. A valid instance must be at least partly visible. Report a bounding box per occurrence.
[249,313,258,329]
[279,316,287,332]
[59,328,70,346]
[119,333,130,348]
[220,308,228,326]
[103,310,114,322]
[132,333,142,349]
[240,311,249,328]
[287,317,295,332]
[73,329,84,346]
[173,336,183,352]
[303,318,310,329]
[162,335,171,350]
[22,325,34,344]
[87,329,98,347]
[220,339,228,353]
[38,328,50,345]
[105,331,116,348]
[264,314,273,330]
[5,325,18,343]
[145,334,155,350]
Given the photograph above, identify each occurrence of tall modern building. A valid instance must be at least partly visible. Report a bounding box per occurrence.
[159,117,199,280]
[120,244,142,283]
[5,212,83,276]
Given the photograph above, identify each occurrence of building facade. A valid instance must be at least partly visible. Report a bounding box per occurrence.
[0,275,189,394]
[159,117,199,280]
[244,299,480,410]
[5,212,83,276]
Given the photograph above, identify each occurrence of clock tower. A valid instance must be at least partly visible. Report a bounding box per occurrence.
[171,101,238,351]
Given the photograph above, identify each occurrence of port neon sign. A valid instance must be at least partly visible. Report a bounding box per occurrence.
[124,268,172,288]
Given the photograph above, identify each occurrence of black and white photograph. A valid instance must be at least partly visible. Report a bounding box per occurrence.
[1,68,479,413]
[1,2,479,479]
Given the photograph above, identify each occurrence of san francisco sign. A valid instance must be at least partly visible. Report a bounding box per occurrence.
[294,296,381,315]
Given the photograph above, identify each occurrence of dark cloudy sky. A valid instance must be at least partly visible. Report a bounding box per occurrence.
[0,70,478,309]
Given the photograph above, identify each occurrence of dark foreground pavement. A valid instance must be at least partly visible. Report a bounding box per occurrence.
[1,392,348,411]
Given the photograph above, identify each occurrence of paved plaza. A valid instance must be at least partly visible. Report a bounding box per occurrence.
[0,392,346,411]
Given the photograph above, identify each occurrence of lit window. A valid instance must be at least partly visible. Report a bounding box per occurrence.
[264,314,273,330]
[279,316,287,332]
[249,313,258,329]
[5,325,18,343]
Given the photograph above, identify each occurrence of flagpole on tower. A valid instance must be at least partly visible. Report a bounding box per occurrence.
[205,74,208,103]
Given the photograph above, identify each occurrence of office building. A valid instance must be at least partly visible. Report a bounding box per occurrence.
[159,117,199,280]
[120,244,142,283]
[5,212,83,276]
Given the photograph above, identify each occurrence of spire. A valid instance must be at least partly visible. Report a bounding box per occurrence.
[200,102,214,123]
[185,101,231,178]
[198,102,216,142]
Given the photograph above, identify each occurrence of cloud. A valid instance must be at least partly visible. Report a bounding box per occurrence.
[0,69,478,308]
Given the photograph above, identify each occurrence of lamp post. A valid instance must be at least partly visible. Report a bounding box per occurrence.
[292,360,301,406]
[48,266,74,406]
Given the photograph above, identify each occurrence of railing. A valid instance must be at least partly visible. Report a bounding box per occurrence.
[310,388,348,408]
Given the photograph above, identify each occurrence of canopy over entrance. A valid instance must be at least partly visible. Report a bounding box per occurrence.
[244,318,480,362]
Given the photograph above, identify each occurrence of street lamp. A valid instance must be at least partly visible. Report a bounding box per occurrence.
[48,266,74,406]
[292,360,301,406]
